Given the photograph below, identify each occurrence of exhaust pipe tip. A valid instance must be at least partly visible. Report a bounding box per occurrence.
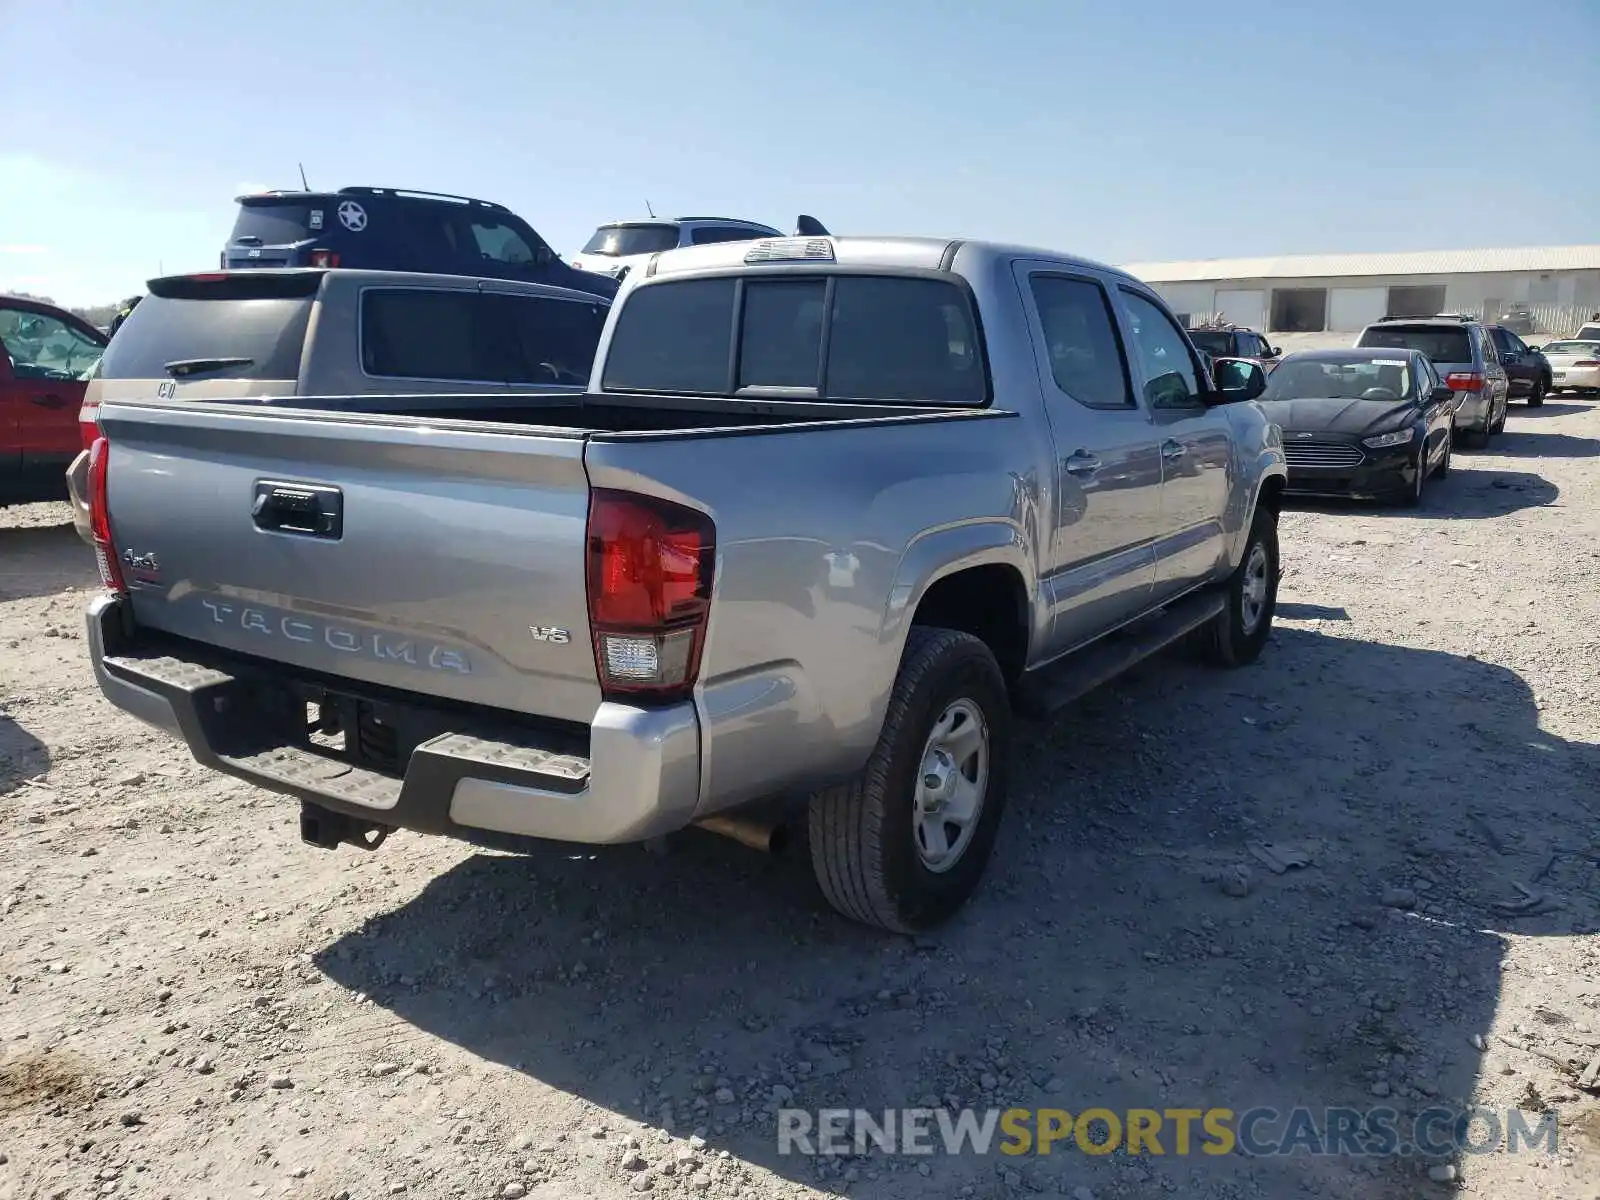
[695,813,789,855]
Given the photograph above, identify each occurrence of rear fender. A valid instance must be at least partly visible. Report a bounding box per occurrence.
[883,518,1038,665]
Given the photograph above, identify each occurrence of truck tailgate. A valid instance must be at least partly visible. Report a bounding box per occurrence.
[98,401,601,724]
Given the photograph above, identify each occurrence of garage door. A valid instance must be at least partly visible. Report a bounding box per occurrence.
[1329,287,1387,332]
[1214,289,1265,331]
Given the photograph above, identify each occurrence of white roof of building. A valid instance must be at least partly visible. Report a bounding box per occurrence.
[1121,245,1600,284]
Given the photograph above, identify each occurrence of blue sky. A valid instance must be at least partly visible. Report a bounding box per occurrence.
[3,0,1596,306]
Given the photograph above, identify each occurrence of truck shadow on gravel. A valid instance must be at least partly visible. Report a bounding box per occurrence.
[0,518,97,602]
[0,714,50,797]
[316,625,1598,1199]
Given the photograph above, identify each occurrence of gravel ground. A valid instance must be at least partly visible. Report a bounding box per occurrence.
[3,398,1600,1200]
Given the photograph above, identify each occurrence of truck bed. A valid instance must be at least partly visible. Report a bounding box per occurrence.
[211,389,978,436]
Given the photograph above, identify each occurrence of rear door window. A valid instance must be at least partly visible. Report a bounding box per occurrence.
[1027,275,1132,410]
[361,289,515,382]
[1358,324,1473,364]
[498,294,608,386]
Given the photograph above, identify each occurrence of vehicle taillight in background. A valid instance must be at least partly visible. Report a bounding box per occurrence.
[1445,372,1485,392]
[586,489,715,702]
[86,435,127,594]
[309,250,341,268]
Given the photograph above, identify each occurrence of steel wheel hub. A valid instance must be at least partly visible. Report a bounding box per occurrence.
[1241,542,1270,635]
[913,698,989,873]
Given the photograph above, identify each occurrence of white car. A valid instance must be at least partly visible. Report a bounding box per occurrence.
[571,215,828,281]
[1540,339,1600,395]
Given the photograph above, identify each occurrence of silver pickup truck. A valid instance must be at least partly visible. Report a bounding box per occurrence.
[83,236,1286,932]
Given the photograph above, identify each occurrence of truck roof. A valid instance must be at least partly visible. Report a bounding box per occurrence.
[640,235,1139,283]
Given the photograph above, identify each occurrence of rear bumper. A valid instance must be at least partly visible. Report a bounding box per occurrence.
[86,595,701,845]
[1551,367,1600,391]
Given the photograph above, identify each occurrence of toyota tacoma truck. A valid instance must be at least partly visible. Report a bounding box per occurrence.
[82,235,1286,932]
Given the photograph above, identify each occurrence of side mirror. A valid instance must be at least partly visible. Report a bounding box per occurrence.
[1430,385,1454,403]
[1269,345,1282,357]
[535,245,555,268]
[1211,357,1267,403]
[1527,345,1542,354]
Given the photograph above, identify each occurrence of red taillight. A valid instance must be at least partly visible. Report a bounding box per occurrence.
[309,250,341,268]
[86,436,127,594]
[585,489,715,702]
[79,402,100,450]
[1445,372,1485,392]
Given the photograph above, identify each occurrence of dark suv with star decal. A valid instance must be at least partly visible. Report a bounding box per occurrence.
[221,186,617,300]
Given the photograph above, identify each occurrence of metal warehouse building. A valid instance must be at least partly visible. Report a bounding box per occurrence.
[1121,245,1600,342]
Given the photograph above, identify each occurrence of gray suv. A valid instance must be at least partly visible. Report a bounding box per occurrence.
[67,267,609,540]
[1354,315,1509,447]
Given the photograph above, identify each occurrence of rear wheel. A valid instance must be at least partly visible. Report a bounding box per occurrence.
[807,627,1011,933]
[1463,423,1490,449]
[1435,430,1451,478]
[1528,378,1546,408]
[1194,508,1278,668]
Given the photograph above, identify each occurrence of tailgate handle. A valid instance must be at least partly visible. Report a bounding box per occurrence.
[252,481,343,539]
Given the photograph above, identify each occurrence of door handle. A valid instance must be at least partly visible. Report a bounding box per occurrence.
[30,393,67,409]
[1161,438,1187,460]
[1062,451,1102,477]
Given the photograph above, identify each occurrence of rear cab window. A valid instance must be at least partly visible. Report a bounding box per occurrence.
[1358,324,1473,365]
[600,273,987,405]
[95,273,321,382]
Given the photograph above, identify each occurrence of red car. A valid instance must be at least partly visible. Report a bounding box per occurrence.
[1,296,107,505]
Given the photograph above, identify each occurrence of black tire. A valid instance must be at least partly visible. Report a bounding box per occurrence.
[807,628,1011,933]
[1490,399,1507,435]
[1463,424,1490,449]
[1435,430,1451,479]
[1194,508,1279,668]
[1399,448,1427,508]
[1528,378,1546,408]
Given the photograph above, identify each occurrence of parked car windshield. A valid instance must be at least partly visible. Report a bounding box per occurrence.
[1187,330,1234,357]
[1358,325,1472,364]
[581,224,680,256]
[1264,356,1415,402]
